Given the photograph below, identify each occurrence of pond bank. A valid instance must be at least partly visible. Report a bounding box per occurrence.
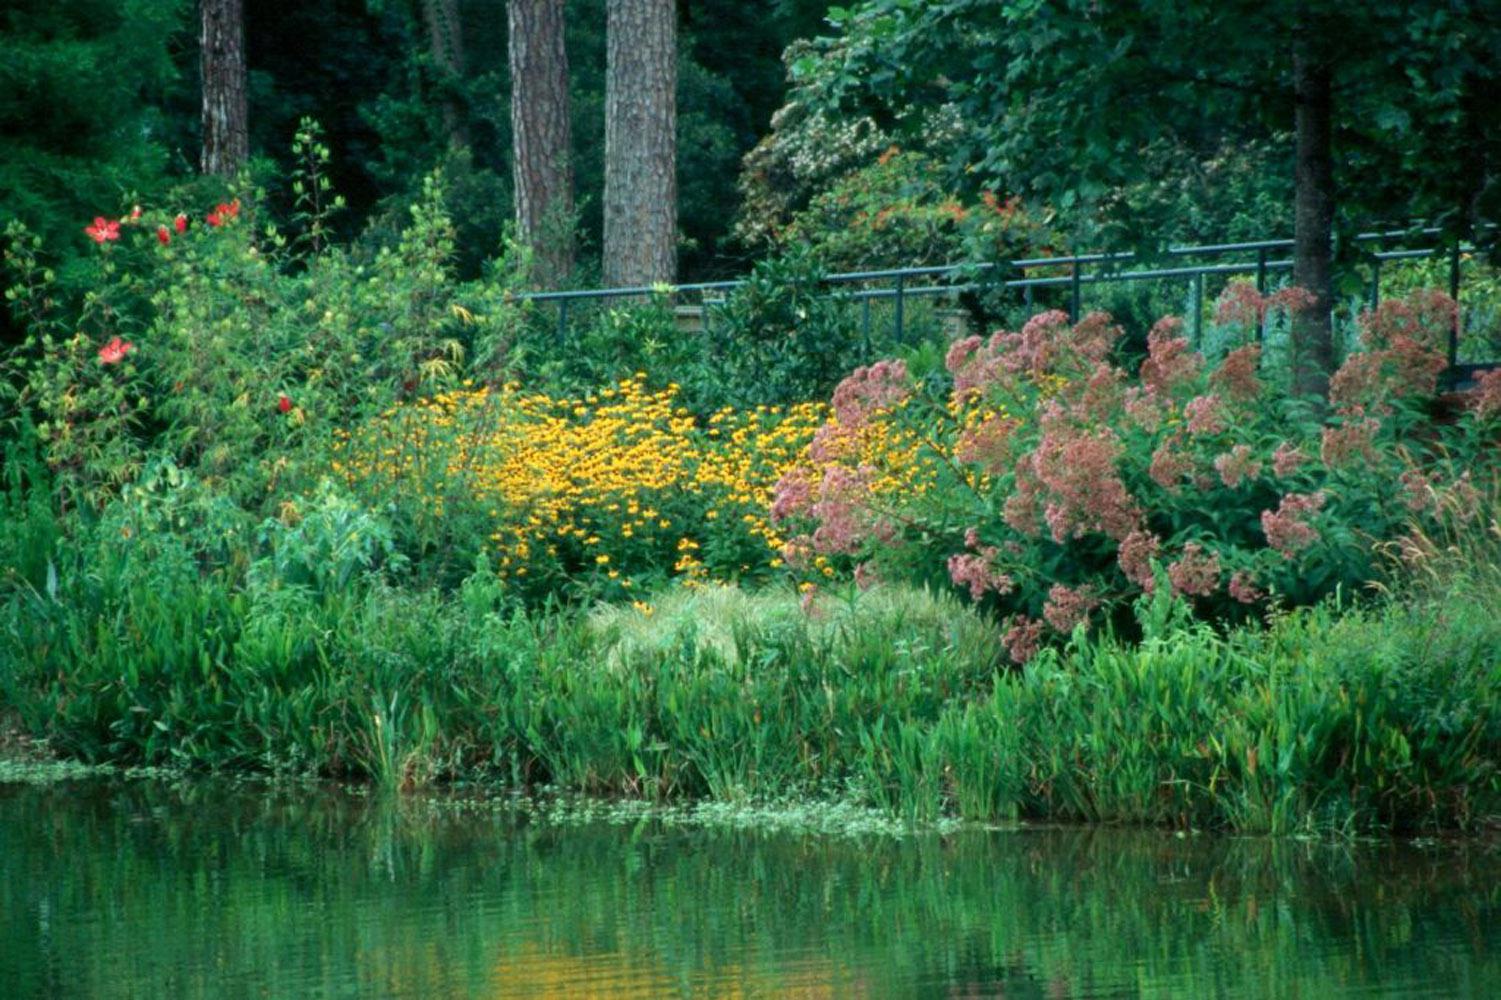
[5,576,1500,836]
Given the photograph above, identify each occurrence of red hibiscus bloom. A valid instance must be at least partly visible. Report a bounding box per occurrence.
[277,394,292,414]
[157,226,171,245]
[98,337,134,365]
[85,217,121,243]
[205,209,223,227]
[174,213,188,234]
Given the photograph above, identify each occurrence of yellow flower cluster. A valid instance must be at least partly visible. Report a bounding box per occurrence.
[333,376,854,591]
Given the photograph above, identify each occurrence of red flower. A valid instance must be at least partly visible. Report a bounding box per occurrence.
[129,205,142,221]
[278,394,292,414]
[174,213,188,234]
[156,226,171,245]
[85,217,121,243]
[206,199,241,227]
[98,337,134,365]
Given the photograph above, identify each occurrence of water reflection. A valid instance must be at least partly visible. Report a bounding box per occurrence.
[2,779,1498,998]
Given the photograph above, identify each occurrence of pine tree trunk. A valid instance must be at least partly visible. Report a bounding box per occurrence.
[422,0,469,150]
[509,0,574,287]
[200,0,249,177]
[603,0,677,287]
[1292,29,1335,401]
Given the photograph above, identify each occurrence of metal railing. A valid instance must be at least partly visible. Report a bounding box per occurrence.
[517,228,1498,379]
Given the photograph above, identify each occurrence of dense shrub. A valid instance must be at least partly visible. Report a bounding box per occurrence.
[773,289,1501,658]
[2,132,532,518]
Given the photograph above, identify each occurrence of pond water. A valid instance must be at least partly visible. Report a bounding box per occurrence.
[3,776,1499,999]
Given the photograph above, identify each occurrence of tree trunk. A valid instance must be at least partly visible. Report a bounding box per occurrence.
[200,0,249,177]
[1292,27,1335,400]
[509,0,574,287]
[422,0,469,150]
[603,0,677,287]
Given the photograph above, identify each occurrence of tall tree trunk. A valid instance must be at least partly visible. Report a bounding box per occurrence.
[421,0,469,150]
[1292,26,1335,400]
[509,0,574,287]
[603,0,677,287]
[200,0,248,177]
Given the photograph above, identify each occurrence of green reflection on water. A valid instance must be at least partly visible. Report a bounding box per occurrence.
[3,778,1499,998]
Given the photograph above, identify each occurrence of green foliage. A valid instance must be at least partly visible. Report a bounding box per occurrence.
[795,0,1499,253]
[3,151,532,518]
[709,247,863,407]
[251,484,406,597]
[0,0,188,299]
[517,293,699,399]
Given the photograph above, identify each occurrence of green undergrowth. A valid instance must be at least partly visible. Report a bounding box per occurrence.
[3,504,1499,836]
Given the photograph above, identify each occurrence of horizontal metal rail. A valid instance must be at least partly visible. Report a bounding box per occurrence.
[514,228,1498,374]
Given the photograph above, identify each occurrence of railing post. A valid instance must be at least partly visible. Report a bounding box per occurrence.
[861,294,872,360]
[1069,260,1081,323]
[1255,247,1268,343]
[558,299,569,345]
[1449,243,1461,367]
[894,272,906,343]
[1193,271,1204,348]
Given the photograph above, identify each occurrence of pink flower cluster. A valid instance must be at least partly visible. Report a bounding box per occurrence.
[1467,367,1501,420]
[991,310,1118,379]
[1139,317,1202,397]
[772,463,890,562]
[1319,409,1380,467]
[1042,583,1098,633]
[1330,292,1455,410]
[1214,444,1262,489]
[1271,442,1308,478]
[1184,393,1226,436]
[945,334,1006,402]
[830,359,910,428]
[1358,289,1456,352]
[1210,344,1263,402]
[947,549,1015,601]
[769,466,813,523]
[1398,467,1438,513]
[1117,528,1161,591]
[1167,543,1220,597]
[1027,411,1138,542]
[1003,616,1044,665]
[953,412,1021,473]
[1213,282,1318,328]
[1149,436,1194,492]
[1228,571,1264,604]
[1261,492,1327,557]
[809,464,879,555]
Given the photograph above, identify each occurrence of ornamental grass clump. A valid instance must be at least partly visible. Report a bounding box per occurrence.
[775,288,1501,659]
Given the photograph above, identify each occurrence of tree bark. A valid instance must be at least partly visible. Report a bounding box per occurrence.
[1292,25,1335,400]
[422,0,470,150]
[200,0,249,177]
[509,0,574,287]
[603,0,677,287]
